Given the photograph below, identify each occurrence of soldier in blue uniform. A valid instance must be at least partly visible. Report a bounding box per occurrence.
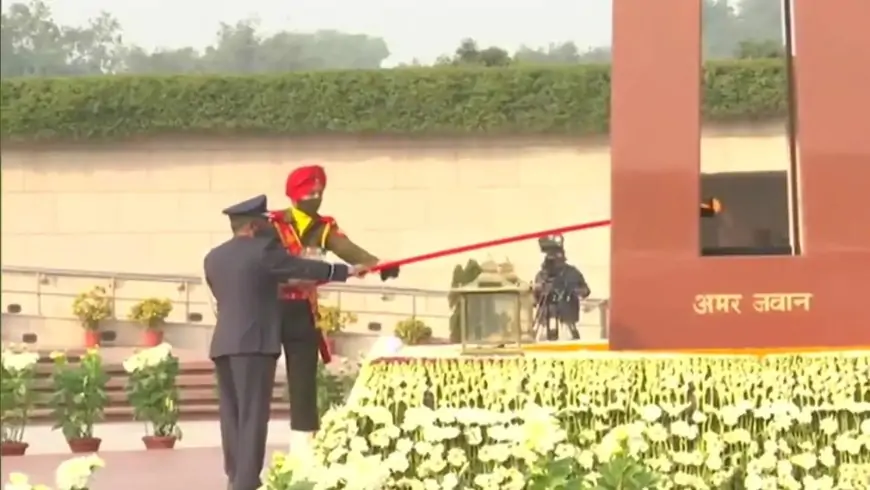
[203,195,365,490]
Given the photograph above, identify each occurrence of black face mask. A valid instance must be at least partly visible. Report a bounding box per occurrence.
[295,198,322,216]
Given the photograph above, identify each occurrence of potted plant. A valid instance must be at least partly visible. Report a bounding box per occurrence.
[0,347,40,456]
[316,304,358,354]
[72,286,113,348]
[48,349,110,453]
[128,297,174,347]
[123,343,182,449]
[394,317,434,345]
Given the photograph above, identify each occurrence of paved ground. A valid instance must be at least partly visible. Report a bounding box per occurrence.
[2,446,286,489]
[1,420,292,489]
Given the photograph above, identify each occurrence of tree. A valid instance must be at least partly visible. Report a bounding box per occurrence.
[515,42,580,64]
[435,38,612,68]
[735,40,785,59]
[2,0,71,77]
[438,38,512,67]
[735,0,785,44]
[1,1,391,78]
[514,42,611,65]
[1,0,123,77]
[395,58,424,68]
[63,11,125,75]
[125,20,391,74]
[201,20,263,73]
[703,0,741,59]
[123,46,206,74]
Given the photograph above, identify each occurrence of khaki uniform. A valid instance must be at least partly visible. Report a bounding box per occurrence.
[271,208,378,452]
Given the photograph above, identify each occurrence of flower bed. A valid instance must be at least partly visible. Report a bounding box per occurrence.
[5,453,104,490]
[264,352,870,489]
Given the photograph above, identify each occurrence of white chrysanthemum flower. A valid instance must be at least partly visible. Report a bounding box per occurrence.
[4,472,33,490]
[122,342,173,373]
[1,351,40,372]
[55,454,105,490]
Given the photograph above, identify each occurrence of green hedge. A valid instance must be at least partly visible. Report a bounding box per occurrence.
[0,60,787,141]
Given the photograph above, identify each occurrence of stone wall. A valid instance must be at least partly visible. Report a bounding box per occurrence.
[1,127,790,302]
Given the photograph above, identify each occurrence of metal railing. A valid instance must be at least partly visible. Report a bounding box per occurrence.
[2,264,468,294]
[1,265,610,337]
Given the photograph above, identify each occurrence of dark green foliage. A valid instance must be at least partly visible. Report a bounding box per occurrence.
[0,60,787,142]
[525,453,660,490]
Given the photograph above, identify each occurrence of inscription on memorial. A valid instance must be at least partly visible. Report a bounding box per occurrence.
[693,293,813,315]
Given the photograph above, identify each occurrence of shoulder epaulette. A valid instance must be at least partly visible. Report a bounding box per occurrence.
[319,215,337,226]
[267,210,287,223]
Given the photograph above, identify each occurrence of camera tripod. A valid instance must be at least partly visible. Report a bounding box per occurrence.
[532,292,581,341]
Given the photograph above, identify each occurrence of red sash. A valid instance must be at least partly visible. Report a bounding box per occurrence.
[268,211,332,364]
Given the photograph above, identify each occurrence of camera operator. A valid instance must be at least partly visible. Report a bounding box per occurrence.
[532,235,591,341]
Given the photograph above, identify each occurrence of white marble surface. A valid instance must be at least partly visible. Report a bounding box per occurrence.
[384,340,608,358]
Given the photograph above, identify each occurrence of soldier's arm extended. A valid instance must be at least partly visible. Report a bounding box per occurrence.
[322,221,400,280]
[261,238,351,283]
[325,228,379,266]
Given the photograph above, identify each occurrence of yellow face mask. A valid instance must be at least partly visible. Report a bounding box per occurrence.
[287,207,331,249]
[288,207,314,234]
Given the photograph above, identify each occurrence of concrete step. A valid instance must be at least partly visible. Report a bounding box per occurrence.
[30,360,216,377]
[23,354,290,423]
[29,372,287,392]
[27,386,287,407]
[27,402,291,424]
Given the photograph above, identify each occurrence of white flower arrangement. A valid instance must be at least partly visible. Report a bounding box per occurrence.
[262,352,870,490]
[1,348,41,444]
[121,342,173,374]
[55,454,105,490]
[122,343,182,438]
[1,350,40,373]
[4,454,104,490]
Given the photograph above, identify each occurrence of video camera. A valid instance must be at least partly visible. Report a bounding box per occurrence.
[537,234,567,279]
[533,234,582,340]
[538,234,564,255]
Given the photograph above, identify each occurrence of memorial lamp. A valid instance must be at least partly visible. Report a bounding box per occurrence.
[453,259,534,354]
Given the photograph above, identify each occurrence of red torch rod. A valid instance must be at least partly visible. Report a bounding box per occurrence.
[367,219,612,273]
[317,218,610,363]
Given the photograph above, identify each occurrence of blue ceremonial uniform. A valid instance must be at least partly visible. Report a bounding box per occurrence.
[204,195,350,490]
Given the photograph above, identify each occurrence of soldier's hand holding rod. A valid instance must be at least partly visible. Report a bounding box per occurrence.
[348,264,371,277]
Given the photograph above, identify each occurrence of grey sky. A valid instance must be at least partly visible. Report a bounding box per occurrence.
[37,0,614,66]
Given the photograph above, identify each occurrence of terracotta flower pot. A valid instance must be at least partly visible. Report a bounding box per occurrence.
[67,437,102,453]
[142,329,164,347]
[325,336,337,355]
[0,441,29,456]
[142,435,177,450]
[84,330,100,348]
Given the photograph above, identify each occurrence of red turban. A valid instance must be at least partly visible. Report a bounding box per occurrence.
[285,165,327,201]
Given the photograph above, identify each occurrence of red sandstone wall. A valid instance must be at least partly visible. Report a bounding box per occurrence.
[609,0,870,349]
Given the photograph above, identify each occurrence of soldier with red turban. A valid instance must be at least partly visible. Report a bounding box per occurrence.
[267,164,399,457]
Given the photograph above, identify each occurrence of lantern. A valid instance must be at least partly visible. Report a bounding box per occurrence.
[453,259,534,354]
